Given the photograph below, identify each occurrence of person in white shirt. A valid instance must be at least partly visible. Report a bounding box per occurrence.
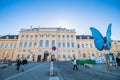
[73,59,78,71]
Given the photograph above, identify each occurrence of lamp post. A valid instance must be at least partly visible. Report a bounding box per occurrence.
[51,46,56,61]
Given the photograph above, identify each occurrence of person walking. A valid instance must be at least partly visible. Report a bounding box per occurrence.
[16,58,21,71]
[21,58,28,72]
[73,59,78,71]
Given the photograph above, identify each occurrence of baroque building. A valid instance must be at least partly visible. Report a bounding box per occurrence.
[0,27,120,61]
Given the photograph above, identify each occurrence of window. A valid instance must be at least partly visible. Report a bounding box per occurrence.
[5,43,8,48]
[17,54,20,58]
[46,34,49,37]
[71,35,73,38]
[86,44,89,48]
[72,50,75,52]
[52,40,55,47]
[35,35,37,38]
[77,44,80,48]
[23,49,26,52]
[58,55,61,59]
[80,37,82,39]
[83,53,86,58]
[62,42,65,47]
[72,54,76,59]
[68,55,71,59]
[29,42,32,47]
[46,40,49,47]
[22,54,25,59]
[68,50,70,52]
[62,35,65,38]
[67,35,69,38]
[82,44,84,48]
[26,35,29,38]
[10,43,12,48]
[67,42,70,48]
[30,35,33,38]
[72,43,74,48]
[40,34,44,37]
[33,42,37,47]
[1,43,4,48]
[87,36,90,39]
[24,42,27,48]
[27,54,30,59]
[58,35,60,38]
[21,35,24,38]
[63,54,66,59]
[19,42,22,48]
[28,50,30,52]
[92,54,94,56]
[52,35,55,37]
[58,42,61,48]
[90,44,93,48]
[14,43,16,48]
[39,40,43,47]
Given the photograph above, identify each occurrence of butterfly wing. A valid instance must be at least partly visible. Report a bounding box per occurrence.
[106,24,112,50]
[90,27,105,51]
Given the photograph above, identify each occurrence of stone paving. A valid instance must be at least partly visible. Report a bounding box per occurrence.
[0,61,120,80]
[56,61,120,80]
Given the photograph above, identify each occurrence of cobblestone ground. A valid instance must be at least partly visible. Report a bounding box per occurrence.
[56,61,120,80]
[0,61,120,80]
[0,62,50,80]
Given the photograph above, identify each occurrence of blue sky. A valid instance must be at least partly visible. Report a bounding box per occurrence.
[0,0,120,40]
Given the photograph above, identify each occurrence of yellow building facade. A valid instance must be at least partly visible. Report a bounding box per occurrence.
[0,27,120,61]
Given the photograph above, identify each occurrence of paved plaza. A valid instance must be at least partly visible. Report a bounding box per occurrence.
[0,61,120,80]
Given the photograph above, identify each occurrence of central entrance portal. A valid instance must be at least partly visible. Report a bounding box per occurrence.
[44,51,49,61]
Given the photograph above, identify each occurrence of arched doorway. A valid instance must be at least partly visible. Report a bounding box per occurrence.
[44,51,49,61]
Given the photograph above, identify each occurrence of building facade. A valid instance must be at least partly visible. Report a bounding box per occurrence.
[0,27,120,61]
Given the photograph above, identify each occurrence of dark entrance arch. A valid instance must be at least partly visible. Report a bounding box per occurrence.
[44,51,49,61]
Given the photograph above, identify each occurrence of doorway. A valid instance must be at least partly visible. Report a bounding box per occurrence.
[37,55,41,62]
[44,51,49,61]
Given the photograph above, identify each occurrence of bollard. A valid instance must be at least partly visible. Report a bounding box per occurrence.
[50,62,56,76]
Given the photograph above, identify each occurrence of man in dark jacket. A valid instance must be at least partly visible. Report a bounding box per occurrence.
[16,58,21,71]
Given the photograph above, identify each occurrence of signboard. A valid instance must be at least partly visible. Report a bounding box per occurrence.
[105,53,118,71]
[52,46,56,50]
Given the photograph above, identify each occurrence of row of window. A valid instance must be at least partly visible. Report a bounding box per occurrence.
[19,40,55,48]
[16,53,95,60]
[21,34,74,39]
[0,43,16,48]
[19,40,75,48]
[77,43,93,48]
[18,49,75,52]
[0,42,93,49]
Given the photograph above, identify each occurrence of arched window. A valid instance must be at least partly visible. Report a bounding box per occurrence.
[39,40,43,47]
[46,40,49,47]
[77,44,80,48]
[52,40,55,47]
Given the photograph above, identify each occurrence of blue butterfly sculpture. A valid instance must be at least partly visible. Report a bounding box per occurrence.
[90,24,112,51]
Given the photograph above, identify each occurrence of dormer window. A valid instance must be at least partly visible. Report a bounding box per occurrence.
[80,36,82,39]
[6,36,9,39]
[14,36,17,39]
[87,36,90,39]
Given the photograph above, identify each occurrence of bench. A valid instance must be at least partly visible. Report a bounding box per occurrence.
[0,64,8,69]
[84,64,93,68]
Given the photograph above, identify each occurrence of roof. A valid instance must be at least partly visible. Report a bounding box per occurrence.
[0,35,18,39]
[76,35,93,39]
